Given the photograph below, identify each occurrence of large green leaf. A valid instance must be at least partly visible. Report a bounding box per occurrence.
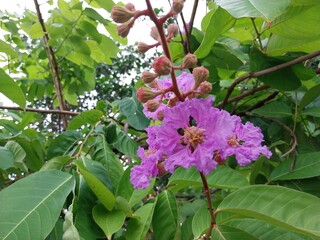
[0,146,14,170]
[112,127,138,157]
[126,203,155,240]
[0,39,18,57]
[270,152,320,181]
[67,110,103,130]
[300,84,320,109]
[225,218,314,240]
[169,166,249,191]
[217,185,320,238]
[152,190,179,240]
[74,160,116,211]
[195,8,236,59]
[212,225,258,240]
[92,204,126,239]
[215,0,290,21]
[192,206,211,238]
[0,170,74,239]
[0,68,26,108]
[251,101,292,118]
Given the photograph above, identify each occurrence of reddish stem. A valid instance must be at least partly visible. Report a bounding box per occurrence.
[200,172,215,239]
[145,0,184,101]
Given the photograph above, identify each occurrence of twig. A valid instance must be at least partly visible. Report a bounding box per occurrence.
[33,0,68,129]
[220,50,320,109]
[200,172,215,239]
[251,18,263,49]
[0,105,79,116]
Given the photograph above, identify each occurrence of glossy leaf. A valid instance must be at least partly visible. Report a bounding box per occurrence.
[225,218,314,240]
[215,0,290,21]
[74,160,116,211]
[67,110,103,130]
[195,8,235,59]
[169,166,249,191]
[0,146,14,170]
[92,204,126,239]
[0,170,74,240]
[300,84,320,109]
[217,185,320,238]
[40,156,73,171]
[152,190,178,240]
[212,225,258,240]
[192,206,210,238]
[112,127,138,157]
[251,101,292,118]
[301,107,320,117]
[0,68,26,108]
[126,203,155,240]
[270,152,320,181]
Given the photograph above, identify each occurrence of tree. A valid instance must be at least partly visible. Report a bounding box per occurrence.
[0,0,319,239]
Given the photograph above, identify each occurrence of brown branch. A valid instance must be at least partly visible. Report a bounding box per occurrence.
[33,0,68,129]
[0,106,79,116]
[220,50,320,109]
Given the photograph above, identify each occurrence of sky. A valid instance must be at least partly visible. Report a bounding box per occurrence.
[0,0,208,106]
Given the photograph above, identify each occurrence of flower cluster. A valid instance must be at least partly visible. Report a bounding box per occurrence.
[131,97,272,189]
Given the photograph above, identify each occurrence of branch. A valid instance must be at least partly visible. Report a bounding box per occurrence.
[0,106,79,116]
[220,50,320,109]
[33,0,68,129]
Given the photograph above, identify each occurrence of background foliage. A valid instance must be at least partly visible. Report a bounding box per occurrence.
[0,0,319,239]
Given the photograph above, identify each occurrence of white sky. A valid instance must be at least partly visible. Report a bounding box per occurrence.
[0,0,207,106]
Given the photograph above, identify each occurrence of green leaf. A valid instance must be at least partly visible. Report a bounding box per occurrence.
[0,146,15,170]
[83,8,107,24]
[0,39,18,57]
[301,107,320,117]
[195,8,236,59]
[92,204,125,239]
[212,225,258,240]
[225,218,314,240]
[0,68,26,108]
[92,135,123,188]
[169,166,249,191]
[112,127,138,157]
[74,160,116,211]
[47,130,82,159]
[152,190,178,240]
[40,156,73,171]
[300,84,320,109]
[67,110,103,130]
[270,152,320,181]
[215,0,291,21]
[85,0,115,12]
[251,101,292,118]
[0,170,74,240]
[217,185,320,238]
[4,141,26,165]
[126,203,155,240]
[192,206,211,238]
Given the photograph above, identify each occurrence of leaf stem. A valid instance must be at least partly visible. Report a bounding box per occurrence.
[200,172,215,239]
[251,18,263,49]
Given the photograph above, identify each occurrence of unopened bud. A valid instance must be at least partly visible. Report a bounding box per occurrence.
[146,100,160,112]
[124,3,136,12]
[172,0,184,14]
[193,66,209,89]
[152,56,172,75]
[167,23,179,38]
[148,79,159,89]
[157,110,164,121]
[111,6,135,23]
[199,81,212,95]
[142,71,158,83]
[150,26,161,42]
[117,24,131,38]
[137,87,162,103]
[182,53,197,69]
[137,42,152,53]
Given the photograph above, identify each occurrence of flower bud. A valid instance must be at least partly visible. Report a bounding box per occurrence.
[157,110,164,121]
[142,71,158,83]
[150,26,160,42]
[167,23,179,38]
[152,56,172,75]
[182,53,197,69]
[172,0,184,14]
[124,3,136,12]
[148,79,159,89]
[146,99,160,112]
[117,24,131,38]
[193,66,209,89]
[199,81,212,95]
[111,6,135,23]
[137,42,152,53]
[137,87,161,103]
